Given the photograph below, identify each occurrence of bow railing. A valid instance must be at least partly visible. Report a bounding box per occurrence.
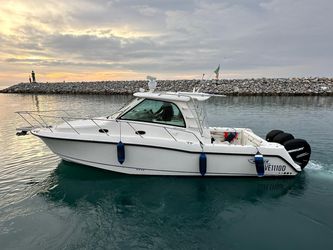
[15,110,205,145]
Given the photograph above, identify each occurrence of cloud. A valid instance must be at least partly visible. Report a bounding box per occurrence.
[0,0,332,84]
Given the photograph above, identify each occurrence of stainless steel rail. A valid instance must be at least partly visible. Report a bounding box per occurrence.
[16,110,205,145]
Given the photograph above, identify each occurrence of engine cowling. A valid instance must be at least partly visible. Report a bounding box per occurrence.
[265,130,311,169]
[284,139,311,169]
[266,130,284,142]
[273,132,295,144]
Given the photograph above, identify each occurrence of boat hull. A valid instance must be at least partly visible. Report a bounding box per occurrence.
[37,135,299,177]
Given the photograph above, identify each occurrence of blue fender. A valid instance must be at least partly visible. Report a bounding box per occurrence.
[254,153,265,177]
[117,141,125,164]
[199,152,207,176]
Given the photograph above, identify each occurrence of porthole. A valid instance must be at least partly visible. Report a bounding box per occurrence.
[99,129,109,133]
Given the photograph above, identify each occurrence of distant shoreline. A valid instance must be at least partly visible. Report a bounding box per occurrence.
[0,78,332,96]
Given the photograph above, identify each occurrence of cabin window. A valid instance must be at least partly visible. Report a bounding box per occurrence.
[120,99,185,127]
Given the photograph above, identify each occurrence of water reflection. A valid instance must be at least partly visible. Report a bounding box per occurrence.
[1,93,332,249]
[32,95,40,111]
[42,161,307,212]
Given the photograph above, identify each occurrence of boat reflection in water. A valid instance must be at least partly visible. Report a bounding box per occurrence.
[42,160,307,211]
[34,159,310,249]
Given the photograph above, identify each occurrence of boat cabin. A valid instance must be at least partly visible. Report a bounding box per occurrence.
[114,91,264,147]
[50,90,264,148]
[115,92,211,135]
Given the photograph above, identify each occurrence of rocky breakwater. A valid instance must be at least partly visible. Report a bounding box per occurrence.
[0,78,332,96]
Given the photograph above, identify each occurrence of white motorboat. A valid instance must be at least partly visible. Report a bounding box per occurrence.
[16,79,311,177]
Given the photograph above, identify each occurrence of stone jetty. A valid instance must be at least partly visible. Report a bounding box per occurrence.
[1,78,332,96]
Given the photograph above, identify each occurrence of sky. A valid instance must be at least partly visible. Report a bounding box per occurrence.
[0,0,332,85]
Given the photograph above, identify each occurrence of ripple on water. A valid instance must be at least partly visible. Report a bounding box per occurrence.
[0,153,60,212]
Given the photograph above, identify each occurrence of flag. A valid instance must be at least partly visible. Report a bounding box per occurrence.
[214,64,220,79]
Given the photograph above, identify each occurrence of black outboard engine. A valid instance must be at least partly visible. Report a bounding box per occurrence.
[284,139,311,169]
[266,130,284,142]
[266,130,311,169]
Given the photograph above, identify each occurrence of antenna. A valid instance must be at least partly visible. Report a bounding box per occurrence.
[195,73,207,93]
[146,75,157,92]
[196,67,218,92]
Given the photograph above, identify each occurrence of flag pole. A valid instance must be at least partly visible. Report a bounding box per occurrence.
[214,64,220,80]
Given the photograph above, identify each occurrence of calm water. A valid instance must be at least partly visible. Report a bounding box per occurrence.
[0,94,333,249]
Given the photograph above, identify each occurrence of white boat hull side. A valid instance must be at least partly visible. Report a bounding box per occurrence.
[38,136,299,177]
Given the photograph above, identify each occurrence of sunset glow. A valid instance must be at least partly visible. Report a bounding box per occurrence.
[0,0,332,85]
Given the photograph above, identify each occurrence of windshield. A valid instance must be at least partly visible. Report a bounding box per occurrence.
[120,99,185,127]
[109,98,140,118]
